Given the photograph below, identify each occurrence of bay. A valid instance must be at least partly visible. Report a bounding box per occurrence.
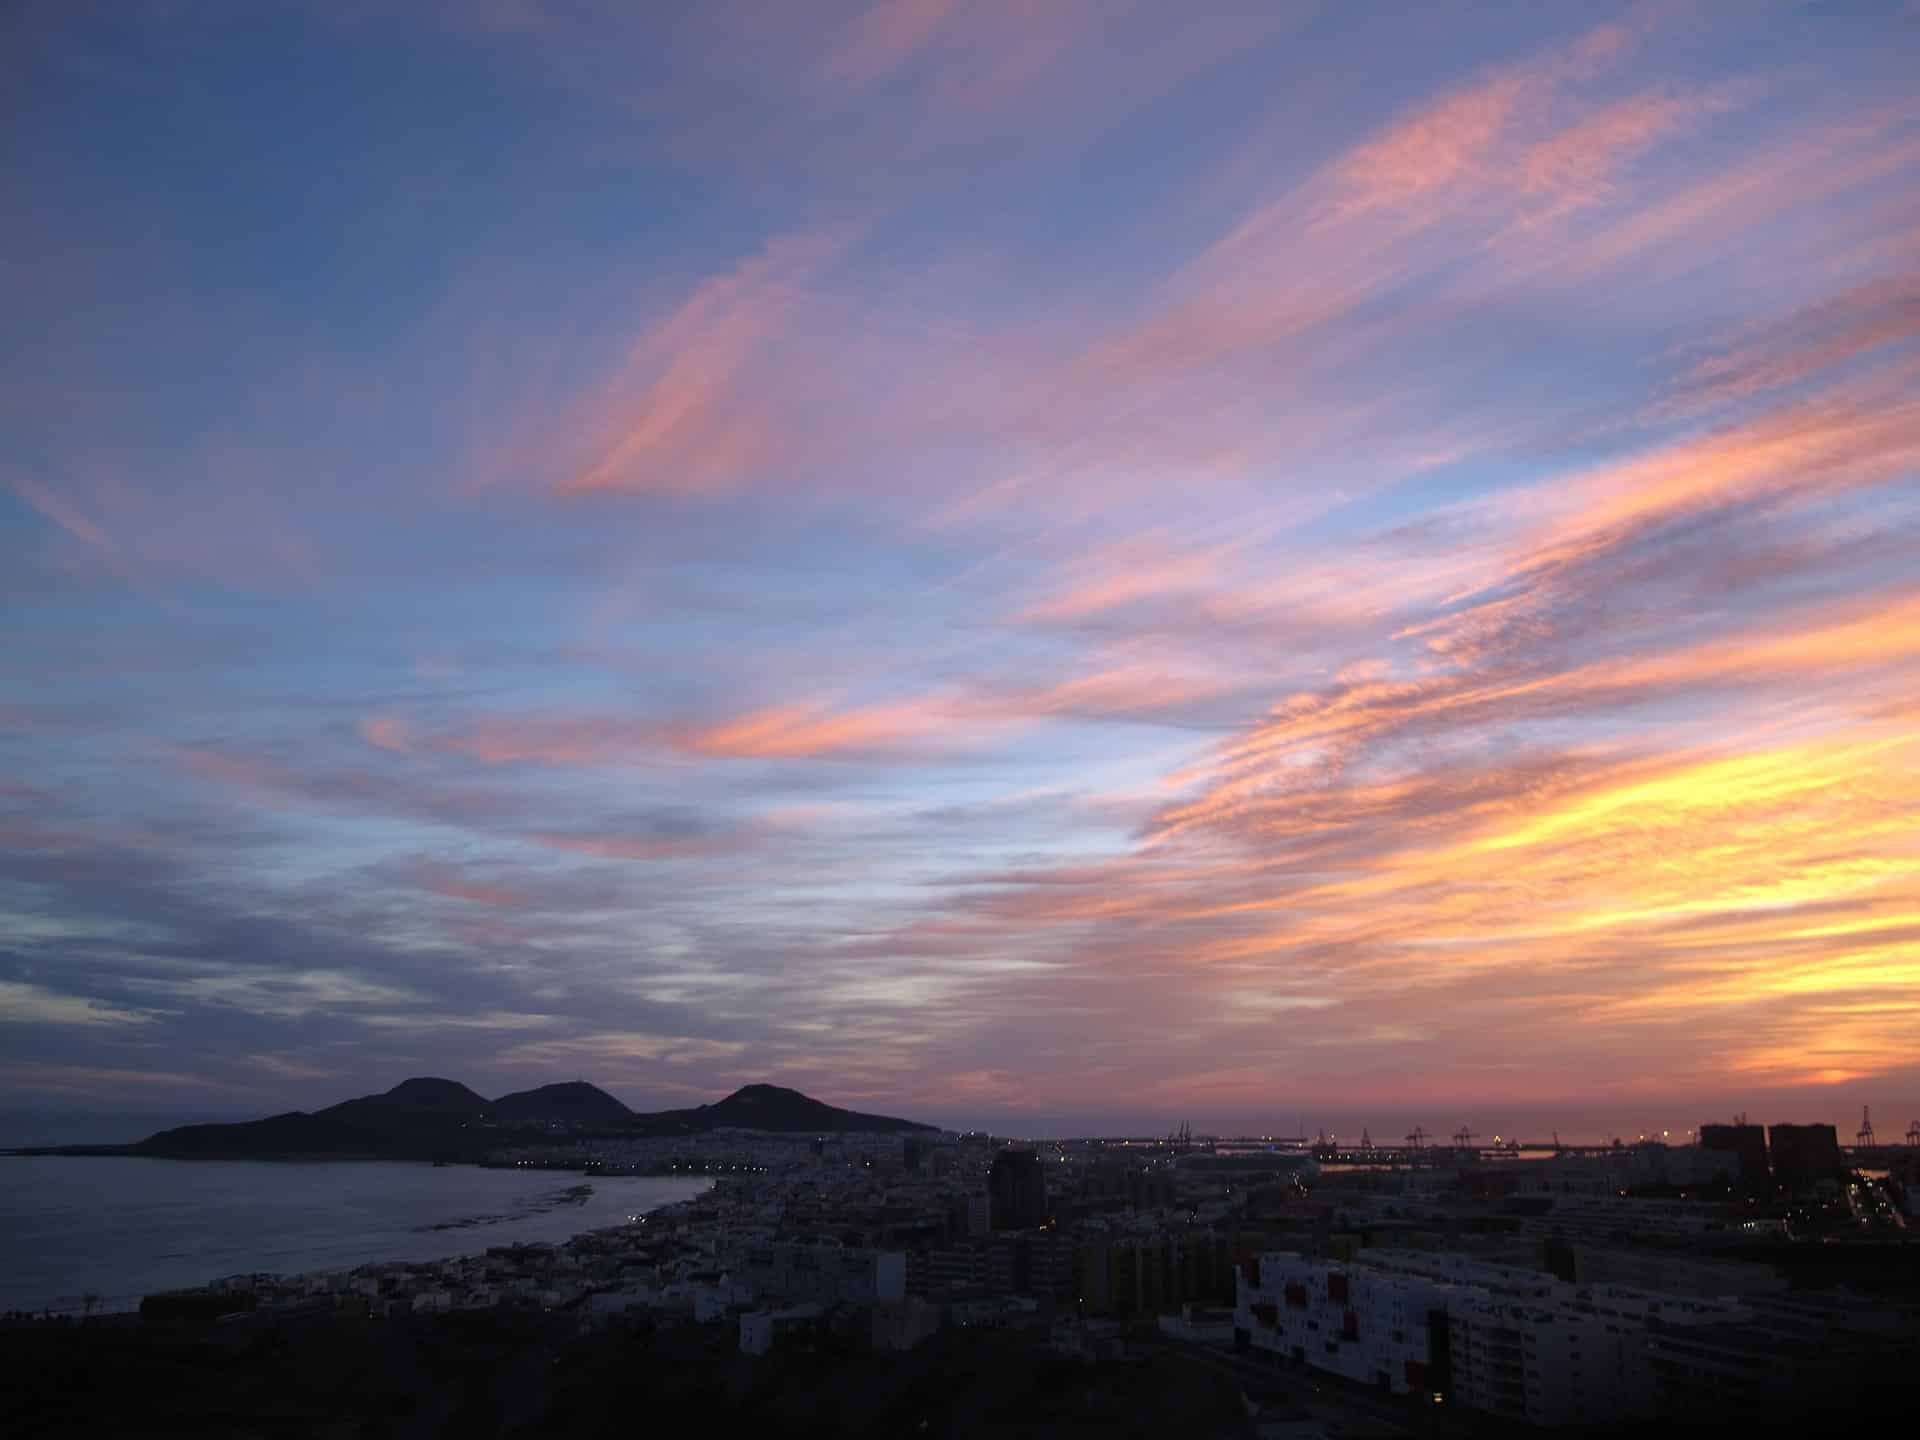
[0,1156,711,1315]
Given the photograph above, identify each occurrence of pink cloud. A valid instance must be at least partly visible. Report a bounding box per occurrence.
[417,696,969,767]
[821,0,958,86]
[1519,109,1920,290]
[671,695,966,759]
[1015,534,1248,624]
[359,714,412,753]
[1667,268,1920,414]
[930,18,1740,528]
[406,858,528,908]
[1331,68,1534,213]
[363,650,1265,779]
[555,230,848,498]
[6,472,115,552]
[1511,358,1920,581]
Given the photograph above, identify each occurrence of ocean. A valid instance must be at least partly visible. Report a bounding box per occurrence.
[0,1157,711,1315]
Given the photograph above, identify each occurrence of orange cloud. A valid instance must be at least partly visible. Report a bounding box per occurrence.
[1515,365,1920,579]
[1016,534,1247,624]
[364,649,1258,776]
[409,696,969,767]
[670,695,966,759]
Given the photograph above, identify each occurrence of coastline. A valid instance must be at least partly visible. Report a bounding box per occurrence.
[0,1156,713,1317]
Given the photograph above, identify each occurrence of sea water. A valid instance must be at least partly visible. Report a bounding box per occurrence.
[0,1156,710,1314]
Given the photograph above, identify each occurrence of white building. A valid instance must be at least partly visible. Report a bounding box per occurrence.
[1236,1251,1747,1424]
[1450,1284,1743,1426]
[1236,1252,1453,1395]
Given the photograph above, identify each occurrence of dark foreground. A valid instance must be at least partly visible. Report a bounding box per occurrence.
[5,1312,1259,1440]
[6,1306,1917,1439]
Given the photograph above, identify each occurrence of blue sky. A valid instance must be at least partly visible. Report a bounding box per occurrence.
[4,0,1919,1139]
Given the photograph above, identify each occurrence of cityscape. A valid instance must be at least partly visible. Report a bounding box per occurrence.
[7,1082,1920,1433]
[5,0,1920,1434]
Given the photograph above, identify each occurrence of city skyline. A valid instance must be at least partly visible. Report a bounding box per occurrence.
[4,2,1919,1135]
[1,1074,1910,1155]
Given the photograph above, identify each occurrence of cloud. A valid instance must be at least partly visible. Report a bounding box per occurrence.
[9,4,1920,1128]
[0,1062,230,1098]
[244,1053,337,1082]
[931,17,1747,526]
[493,1030,749,1071]
[520,829,747,863]
[359,714,412,753]
[360,1010,559,1032]
[6,473,116,553]
[0,980,154,1028]
[402,858,530,907]
[122,969,420,1021]
[168,743,523,830]
[431,698,973,766]
[1666,269,1920,414]
[1519,108,1920,291]
[555,230,849,498]
[1015,534,1251,625]
[369,652,1261,780]
[1507,362,1920,582]
[822,0,958,86]
[672,696,970,759]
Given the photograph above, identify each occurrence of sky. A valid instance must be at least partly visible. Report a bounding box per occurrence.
[3,0,1918,1143]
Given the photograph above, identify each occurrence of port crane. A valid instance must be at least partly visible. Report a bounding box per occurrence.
[1856,1106,1876,1148]
[1452,1125,1476,1149]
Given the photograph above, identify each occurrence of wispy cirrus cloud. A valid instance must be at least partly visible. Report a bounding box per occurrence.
[401,857,530,908]
[8,3,1919,1132]
[821,0,957,86]
[363,654,1253,773]
[0,980,155,1028]
[554,230,851,499]
[1665,268,1920,414]
[0,1062,232,1098]
[494,1030,749,1072]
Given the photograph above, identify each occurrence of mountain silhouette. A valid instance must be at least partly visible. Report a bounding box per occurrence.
[322,1077,490,1132]
[487,1081,632,1129]
[644,1083,933,1135]
[88,1078,934,1159]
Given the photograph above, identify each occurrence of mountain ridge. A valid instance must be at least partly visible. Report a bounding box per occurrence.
[39,1078,938,1160]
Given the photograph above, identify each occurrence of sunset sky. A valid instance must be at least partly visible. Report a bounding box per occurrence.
[4,1,1918,1141]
